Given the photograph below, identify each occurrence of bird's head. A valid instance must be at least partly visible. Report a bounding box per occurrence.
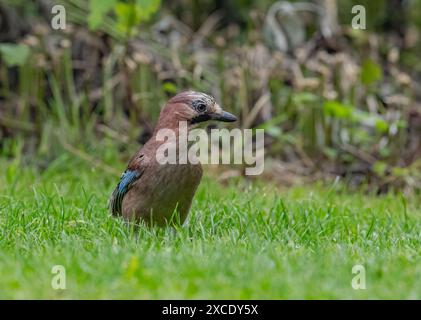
[159,91,237,128]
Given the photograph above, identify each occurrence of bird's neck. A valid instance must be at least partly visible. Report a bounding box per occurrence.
[152,102,196,134]
[152,113,193,137]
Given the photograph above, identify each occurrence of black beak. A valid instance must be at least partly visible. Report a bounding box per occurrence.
[211,111,237,122]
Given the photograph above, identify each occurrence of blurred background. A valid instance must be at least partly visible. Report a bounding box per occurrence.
[1,0,421,193]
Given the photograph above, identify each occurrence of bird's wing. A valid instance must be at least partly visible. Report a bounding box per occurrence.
[109,168,142,216]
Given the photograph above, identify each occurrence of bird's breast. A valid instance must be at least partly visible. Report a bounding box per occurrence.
[153,162,203,198]
[123,161,203,225]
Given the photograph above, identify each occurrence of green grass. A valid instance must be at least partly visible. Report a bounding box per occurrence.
[0,153,420,299]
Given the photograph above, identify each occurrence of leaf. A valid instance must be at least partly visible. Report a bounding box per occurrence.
[162,82,177,94]
[88,0,160,32]
[136,0,161,21]
[323,147,338,159]
[265,126,282,138]
[88,0,118,30]
[374,119,389,133]
[394,119,407,129]
[373,161,387,176]
[115,2,141,34]
[114,0,160,34]
[292,92,319,105]
[361,59,383,85]
[323,101,353,118]
[0,43,30,66]
[391,166,407,177]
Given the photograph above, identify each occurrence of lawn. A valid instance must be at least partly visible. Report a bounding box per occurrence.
[0,153,420,299]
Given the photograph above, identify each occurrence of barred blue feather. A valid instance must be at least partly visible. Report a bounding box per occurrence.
[109,169,141,216]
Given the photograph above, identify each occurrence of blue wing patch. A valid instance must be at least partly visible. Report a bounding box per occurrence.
[110,169,141,216]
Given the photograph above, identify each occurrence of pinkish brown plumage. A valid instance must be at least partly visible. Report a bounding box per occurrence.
[109,91,237,226]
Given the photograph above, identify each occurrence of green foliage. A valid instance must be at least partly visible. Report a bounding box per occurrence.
[87,0,161,35]
[88,0,118,30]
[162,82,178,95]
[0,43,30,67]
[374,118,389,133]
[114,2,141,34]
[0,157,420,298]
[135,0,162,22]
[323,100,389,134]
[0,0,419,192]
[373,161,387,176]
[292,92,319,105]
[323,101,353,119]
[1,0,421,298]
[360,59,383,86]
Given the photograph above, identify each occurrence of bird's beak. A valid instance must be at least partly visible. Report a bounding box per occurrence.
[211,106,237,122]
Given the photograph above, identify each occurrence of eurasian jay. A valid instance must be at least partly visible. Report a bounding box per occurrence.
[109,91,237,226]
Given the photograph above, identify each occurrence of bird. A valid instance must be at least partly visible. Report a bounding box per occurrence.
[109,90,237,226]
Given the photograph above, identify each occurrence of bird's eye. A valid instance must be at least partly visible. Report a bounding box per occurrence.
[195,103,207,113]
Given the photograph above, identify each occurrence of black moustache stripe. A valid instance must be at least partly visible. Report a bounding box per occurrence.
[191,114,211,124]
